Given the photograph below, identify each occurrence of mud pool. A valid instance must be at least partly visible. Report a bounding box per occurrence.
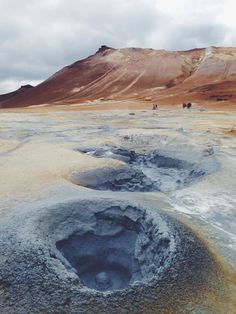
[0,106,236,313]
[76,145,218,192]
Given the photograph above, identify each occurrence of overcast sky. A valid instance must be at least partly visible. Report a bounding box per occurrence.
[0,0,236,93]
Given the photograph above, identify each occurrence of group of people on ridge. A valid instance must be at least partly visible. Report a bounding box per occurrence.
[182,102,192,109]
[152,104,158,110]
[151,102,192,110]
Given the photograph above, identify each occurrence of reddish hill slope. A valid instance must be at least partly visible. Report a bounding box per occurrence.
[1,46,236,108]
[0,85,34,104]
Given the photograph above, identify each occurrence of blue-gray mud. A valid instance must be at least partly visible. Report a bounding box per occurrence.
[0,199,225,313]
[76,146,218,192]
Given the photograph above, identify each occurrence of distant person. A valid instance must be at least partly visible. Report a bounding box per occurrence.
[152,104,156,110]
[187,102,192,109]
[182,103,186,109]
[155,104,158,109]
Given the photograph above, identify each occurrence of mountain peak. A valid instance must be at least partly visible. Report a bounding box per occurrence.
[96,45,115,54]
[20,84,34,89]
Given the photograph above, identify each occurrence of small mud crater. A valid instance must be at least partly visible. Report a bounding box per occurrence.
[56,206,173,291]
[0,199,225,313]
[70,166,155,192]
[77,145,218,192]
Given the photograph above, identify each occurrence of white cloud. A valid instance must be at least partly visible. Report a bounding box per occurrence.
[0,0,235,93]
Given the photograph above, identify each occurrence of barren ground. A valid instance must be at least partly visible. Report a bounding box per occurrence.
[0,101,236,313]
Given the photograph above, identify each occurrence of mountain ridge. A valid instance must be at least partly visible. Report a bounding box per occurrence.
[1,46,236,108]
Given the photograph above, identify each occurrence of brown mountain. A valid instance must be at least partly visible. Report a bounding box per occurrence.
[1,45,236,108]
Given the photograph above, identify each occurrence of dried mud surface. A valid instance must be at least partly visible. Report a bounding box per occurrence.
[0,105,236,313]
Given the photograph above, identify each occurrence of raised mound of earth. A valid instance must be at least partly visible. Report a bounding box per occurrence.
[0,199,224,313]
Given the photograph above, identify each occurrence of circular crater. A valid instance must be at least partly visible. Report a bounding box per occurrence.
[75,145,218,192]
[0,199,224,313]
[55,205,174,291]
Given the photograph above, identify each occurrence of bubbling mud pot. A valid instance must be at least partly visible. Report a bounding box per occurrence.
[0,199,228,313]
[76,145,218,192]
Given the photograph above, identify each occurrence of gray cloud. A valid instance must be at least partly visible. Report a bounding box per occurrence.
[158,23,229,51]
[0,0,235,93]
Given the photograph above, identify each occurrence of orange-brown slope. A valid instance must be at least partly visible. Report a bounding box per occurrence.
[0,49,116,108]
[1,46,236,108]
[155,47,236,104]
